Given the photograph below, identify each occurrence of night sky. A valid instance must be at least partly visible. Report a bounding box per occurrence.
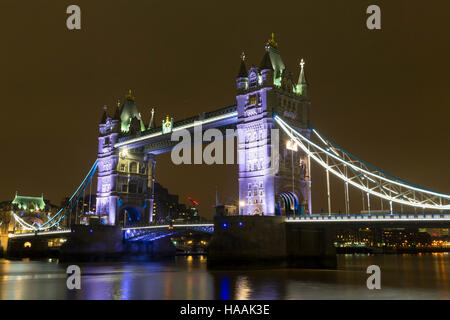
[1,0,449,218]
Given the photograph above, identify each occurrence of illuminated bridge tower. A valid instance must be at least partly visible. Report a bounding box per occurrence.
[236,34,311,216]
[96,91,155,226]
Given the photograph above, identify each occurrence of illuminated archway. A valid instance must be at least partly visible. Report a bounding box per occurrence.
[276,192,299,216]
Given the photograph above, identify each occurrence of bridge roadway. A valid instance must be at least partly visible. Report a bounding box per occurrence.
[285,212,450,228]
[114,105,238,152]
[8,213,450,240]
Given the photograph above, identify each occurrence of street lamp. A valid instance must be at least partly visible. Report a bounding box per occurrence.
[239,200,245,215]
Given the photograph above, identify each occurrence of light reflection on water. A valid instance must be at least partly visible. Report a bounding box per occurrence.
[0,254,449,300]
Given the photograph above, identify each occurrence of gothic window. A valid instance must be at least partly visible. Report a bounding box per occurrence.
[248,183,251,190]
[121,184,127,192]
[129,162,138,173]
[105,137,110,145]
[138,184,143,194]
[120,163,126,171]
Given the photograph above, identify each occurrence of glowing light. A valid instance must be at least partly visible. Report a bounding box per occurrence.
[222,222,228,229]
[120,148,128,157]
[239,201,246,207]
[286,140,298,151]
[24,242,31,248]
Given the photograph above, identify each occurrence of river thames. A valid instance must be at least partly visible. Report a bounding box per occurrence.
[0,253,448,300]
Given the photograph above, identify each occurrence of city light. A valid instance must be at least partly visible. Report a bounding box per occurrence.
[286,140,298,151]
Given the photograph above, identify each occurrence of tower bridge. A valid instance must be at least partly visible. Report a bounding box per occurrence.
[5,34,450,266]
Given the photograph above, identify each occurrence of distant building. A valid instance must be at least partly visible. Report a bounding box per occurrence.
[215,204,238,217]
[153,183,190,223]
[1,192,59,233]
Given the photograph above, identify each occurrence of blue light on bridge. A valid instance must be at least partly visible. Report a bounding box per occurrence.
[222,222,228,229]
[238,222,243,227]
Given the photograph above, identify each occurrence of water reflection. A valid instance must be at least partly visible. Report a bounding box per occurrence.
[0,254,449,300]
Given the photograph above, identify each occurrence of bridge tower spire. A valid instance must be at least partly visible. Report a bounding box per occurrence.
[236,52,248,91]
[297,58,308,98]
[148,107,155,129]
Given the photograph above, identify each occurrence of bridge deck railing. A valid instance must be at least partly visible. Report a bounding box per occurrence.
[285,213,450,222]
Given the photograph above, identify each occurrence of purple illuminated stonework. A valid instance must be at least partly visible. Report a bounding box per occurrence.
[96,94,155,226]
[236,39,311,216]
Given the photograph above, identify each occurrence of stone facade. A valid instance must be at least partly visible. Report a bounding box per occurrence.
[96,94,155,226]
[236,38,312,216]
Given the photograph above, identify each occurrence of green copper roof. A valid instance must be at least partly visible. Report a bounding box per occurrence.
[267,46,285,78]
[12,193,45,211]
[120,97,146,133]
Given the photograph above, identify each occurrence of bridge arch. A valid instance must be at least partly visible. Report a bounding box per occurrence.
[120,206,142,226]
[276,192,300,216]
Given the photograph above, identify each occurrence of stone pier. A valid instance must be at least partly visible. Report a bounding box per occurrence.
[208,216,336,268]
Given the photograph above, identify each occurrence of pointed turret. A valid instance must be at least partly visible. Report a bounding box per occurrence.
[259,48,273,71]
[113,99,121,120]
[100,106,107,124]
[148,107,155,129]
[297,59,308,97]
[236,52,248,91]
[260,43,275,86]
[237,52,248,78]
